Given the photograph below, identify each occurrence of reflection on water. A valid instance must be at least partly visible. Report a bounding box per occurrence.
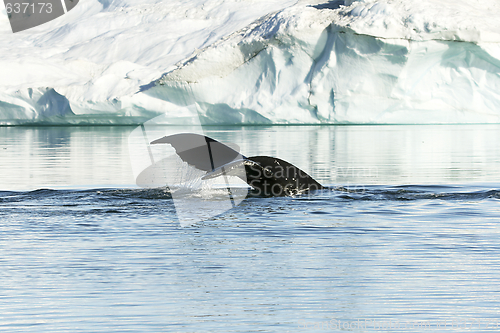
[1,125,500,190]
[0,127,136,190]
[1,185,500,332]
[1,125,500,332]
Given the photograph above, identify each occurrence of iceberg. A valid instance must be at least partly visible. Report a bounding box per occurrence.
[0,0,297,124]
[1,0,500,125]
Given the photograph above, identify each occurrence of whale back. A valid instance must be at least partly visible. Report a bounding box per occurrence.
[150,133,323,196]
[245,156,324,197]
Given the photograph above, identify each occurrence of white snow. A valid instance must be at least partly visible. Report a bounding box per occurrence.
[1,0,500,124]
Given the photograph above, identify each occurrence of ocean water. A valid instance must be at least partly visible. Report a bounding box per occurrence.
[1,125,500,332]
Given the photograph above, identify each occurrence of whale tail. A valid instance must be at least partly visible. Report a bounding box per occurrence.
[151,133,323,196]
[150,133,243,172]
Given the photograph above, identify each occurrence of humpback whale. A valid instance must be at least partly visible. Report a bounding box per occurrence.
[150,133,324,197]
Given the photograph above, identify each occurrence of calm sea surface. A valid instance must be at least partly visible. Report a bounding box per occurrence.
[1,125,500,332]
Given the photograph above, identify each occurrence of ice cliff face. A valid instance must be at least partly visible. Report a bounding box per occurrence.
[1,0,500,124]
[148,0,500,124]
[0,0,296,124]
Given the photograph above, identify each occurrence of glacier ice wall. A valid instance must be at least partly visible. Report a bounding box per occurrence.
[2,0,500,125]
[0,0,296,125]
[146,0,500,124]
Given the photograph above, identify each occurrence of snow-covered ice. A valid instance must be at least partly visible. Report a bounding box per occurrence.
[1,0,500,125]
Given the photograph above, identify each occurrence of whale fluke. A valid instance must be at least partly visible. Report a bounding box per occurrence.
[151,133,324,197]
[151,133,242,172]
